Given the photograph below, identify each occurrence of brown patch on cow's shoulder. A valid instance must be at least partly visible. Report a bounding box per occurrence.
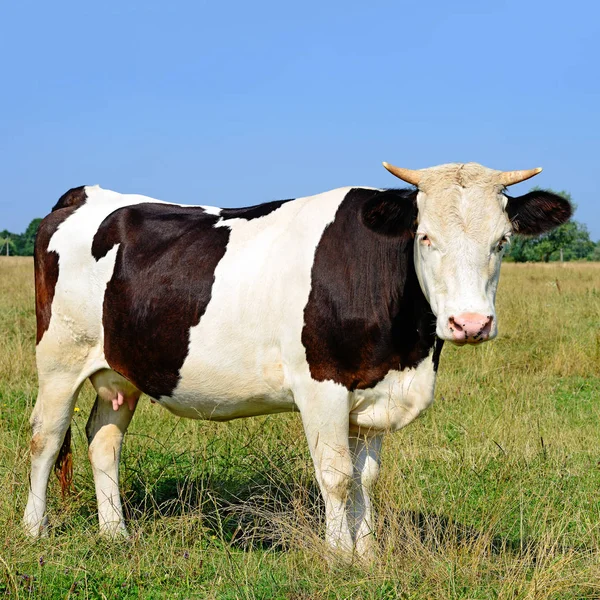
[35,187,88,344]
[302,188,436,391]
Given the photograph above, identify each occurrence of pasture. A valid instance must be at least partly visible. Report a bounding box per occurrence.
[1,257,599,599]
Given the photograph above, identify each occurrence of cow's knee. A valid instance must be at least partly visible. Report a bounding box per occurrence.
[360,455,380,491]
[320,463,353,501]
[30,432,46,457]
[88,425,122,470]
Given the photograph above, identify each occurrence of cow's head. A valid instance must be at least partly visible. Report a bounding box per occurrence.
[380,162,571,344]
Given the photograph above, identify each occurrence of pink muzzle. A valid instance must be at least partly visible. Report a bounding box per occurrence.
[448,313,493,343]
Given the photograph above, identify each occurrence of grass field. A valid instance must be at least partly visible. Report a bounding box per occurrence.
[1,257,599,599]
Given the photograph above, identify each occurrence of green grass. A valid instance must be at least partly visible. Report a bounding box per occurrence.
[1,258,600,598]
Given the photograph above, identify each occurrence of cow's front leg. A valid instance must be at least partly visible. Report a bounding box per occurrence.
[298,384,353,555]
[348,433,382,560]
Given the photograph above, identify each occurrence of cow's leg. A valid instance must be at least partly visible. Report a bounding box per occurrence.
[86,385,139,536]
[348,433,383,560]
[297,384,354,554]
[23,372,82,537]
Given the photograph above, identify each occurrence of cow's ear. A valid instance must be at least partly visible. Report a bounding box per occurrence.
[361,189,418,237]
[505,190,572,235]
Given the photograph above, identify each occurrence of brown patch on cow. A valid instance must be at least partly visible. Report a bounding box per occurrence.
[35,248,60,344]
[220,198,292,220]
[51,185,88,212]
[35,187,88,344]
[91,203,231,399]
[54,426,73,498]
[302,188,437,391]
[30,433,45,456]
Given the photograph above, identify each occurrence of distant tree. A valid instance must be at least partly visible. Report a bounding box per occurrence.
[0,234,16,256]
[0,218,42,256]
[18,218,42,256]
[505,235,531,263]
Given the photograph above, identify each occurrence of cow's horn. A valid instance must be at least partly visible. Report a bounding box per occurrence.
[382,162,422,186]
[499,167,543,186]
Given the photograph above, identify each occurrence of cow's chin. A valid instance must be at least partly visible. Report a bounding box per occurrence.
[448,337,491,347]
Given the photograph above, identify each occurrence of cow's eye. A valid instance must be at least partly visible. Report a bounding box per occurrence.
[419,234,431,247]
[496,235,510,251]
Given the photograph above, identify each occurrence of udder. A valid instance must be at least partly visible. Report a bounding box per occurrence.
[90,369,141,412]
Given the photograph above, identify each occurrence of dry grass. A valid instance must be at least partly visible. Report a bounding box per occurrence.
[1,257,599,598]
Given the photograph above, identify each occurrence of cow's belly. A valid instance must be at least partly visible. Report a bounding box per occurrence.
[92,361,296,421]
[158,390,296,420]
[349,353,437,434]
[158,342,296,420]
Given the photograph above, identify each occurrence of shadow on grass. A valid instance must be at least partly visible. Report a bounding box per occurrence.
[117,443,322,551]
[128,475,319,550]
[58,425,572,560]
[111,462,539,558]
[386,509,529,556]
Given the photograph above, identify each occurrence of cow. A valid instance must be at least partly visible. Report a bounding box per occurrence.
[23,162,571,559]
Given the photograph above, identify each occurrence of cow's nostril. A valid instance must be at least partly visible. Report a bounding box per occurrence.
[448,316,463,332]
[481,315,493,336]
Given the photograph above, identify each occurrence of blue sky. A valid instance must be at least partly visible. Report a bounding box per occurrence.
[1,0,598,239]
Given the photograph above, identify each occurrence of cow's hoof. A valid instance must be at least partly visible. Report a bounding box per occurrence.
[98,522,130,540]
[23,515,49,539]
[323,544,356,567]
[353,538,378,564]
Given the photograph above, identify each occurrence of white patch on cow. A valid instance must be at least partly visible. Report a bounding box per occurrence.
[350,351,437,433]
[214,217,236,228]
[164,188,355,418]
[200,205,221,216]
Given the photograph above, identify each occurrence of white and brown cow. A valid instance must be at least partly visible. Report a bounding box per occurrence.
[24,162,571,558]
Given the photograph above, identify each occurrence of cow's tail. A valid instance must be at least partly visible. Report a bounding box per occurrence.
[54,427,73,498]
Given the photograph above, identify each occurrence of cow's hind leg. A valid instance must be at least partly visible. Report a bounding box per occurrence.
[297,382,354,556]
[87,370,140,536]
[348,434,382,561]
[23,370,83,537]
